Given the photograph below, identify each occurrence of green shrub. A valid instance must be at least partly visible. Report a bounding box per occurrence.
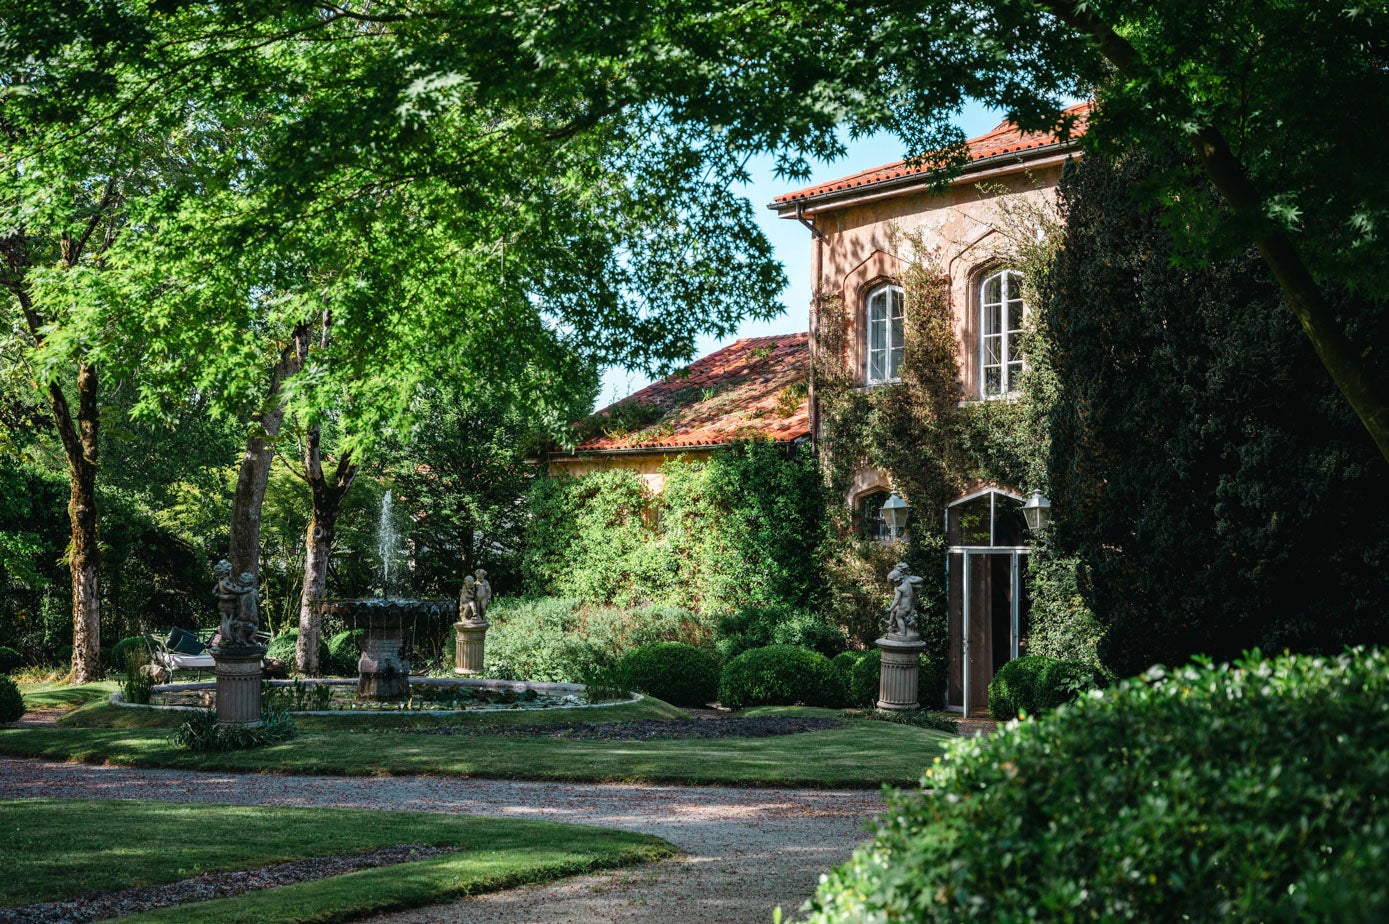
[0,646,21,674]
[122,647,154,705]
[171,707,298,752]
[325,630,364,676]
[265,631,329,672]
[105,637,146,672]
[716,604,845,662]
[0,676,24,723]
[832,650,869,690]
[988,655,1103,720]
[619,642,720,706]
[772,611,848,659]
[807,649,1389,923]
[718,645,847,710]
[987,655,1048,720]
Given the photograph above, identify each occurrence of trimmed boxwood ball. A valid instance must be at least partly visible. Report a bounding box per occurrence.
[718,645,847,710]
[989,655,1103,719]
[265,631,330,672]
[0,645,22,674]
[105,637,146,671]
[0,675,24,723]
[619,642,720,706]
[807,649,1389,923]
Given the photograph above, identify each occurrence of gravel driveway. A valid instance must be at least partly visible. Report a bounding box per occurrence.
[0,758,885,923]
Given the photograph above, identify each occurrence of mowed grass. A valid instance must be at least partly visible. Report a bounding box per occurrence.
[18,680,117,710]
[7,683,954,787]
[1,798,674,923]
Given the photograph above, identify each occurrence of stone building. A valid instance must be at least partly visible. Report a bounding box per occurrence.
[771,103,1089,715]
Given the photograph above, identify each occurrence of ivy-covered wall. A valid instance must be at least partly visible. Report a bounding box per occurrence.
[814,222,1102,698]
[522,440,827,618]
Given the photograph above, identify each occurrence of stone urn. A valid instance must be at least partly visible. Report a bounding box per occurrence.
[318,598,454,700]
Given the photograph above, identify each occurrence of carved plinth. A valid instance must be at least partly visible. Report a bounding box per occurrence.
[211,645,266,726]
[357,628,410,700]
[876,635,926,711]
[453,622,488,675]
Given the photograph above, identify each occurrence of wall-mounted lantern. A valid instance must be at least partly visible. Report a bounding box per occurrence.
[1022,489,1053,534]
[880,491,911,540]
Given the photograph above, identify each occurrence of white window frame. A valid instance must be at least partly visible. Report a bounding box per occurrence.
[865,283,905,385]
[979,269,1025,398]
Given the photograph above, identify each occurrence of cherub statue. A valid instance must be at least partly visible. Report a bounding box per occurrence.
[229,571,260,647]
[474,569,492,624]
[211,560,238,648]
[459,575,479,624]
[884,562,924,639]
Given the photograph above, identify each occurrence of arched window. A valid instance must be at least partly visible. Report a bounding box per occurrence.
[858,489,893,541]
[866,284,904,385]
[980,269,1024,397]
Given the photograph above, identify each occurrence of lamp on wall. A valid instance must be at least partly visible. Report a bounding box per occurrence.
[1022,489,1053,534]
[880,491,910,540]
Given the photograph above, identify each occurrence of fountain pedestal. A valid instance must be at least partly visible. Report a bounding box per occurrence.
[453,621,488,675]
[319,598,454,701]
[211,645,266,725]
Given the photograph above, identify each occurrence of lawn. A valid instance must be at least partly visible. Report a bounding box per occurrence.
[7,684,953,787]
[1,798,673,923]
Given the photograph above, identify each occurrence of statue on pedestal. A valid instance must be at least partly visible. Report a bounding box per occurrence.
[884,562,924,640]
[211,559,261,650]
[458,569,493,627]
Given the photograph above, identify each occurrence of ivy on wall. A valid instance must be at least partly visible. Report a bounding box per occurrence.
[814,217,1102,690]
[521,440,827,618]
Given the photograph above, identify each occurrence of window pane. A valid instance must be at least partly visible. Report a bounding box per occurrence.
[1007,300,1024,332]
[889,345,904,380]
[983,335,1001,365]
[1007,362,1023,391]
[890,287,904,318]
[890,312,904,349]
[984,366,1001,395]
[984,302,1001,335]
[983,273,1002,305]
[868,290,886,323]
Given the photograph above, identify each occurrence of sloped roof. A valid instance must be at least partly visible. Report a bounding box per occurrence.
[569,334,810,452]
[773,102,1091,207]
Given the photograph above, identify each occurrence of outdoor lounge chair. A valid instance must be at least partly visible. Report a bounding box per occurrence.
[147,626,275,681]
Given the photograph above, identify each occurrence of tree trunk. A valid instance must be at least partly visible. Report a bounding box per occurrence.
[295,422,357,675]
[1039,0,1389,464]
[227,323,311,579]
[54,364,101,682]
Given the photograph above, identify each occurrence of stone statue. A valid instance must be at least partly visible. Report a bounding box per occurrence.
[459,575,479,624]
[474,569,492,623]
[211,560,261,650]
[884,561,924,640]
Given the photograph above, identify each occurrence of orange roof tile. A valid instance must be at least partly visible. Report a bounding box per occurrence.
[774,102,1091,206]
[568,334,810,452]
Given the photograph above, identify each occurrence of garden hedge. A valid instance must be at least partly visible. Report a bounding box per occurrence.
[807,649,1389,922]
[718,645,847,710]
[0,676,24,723]
[265,632,329,672]
[988,655,1104,720]
[619,642,720,707]
[843,649,936,709]
[0,646,21,674]
[325,630,364,676]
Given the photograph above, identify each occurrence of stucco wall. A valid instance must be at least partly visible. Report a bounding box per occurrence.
[811,164,1065,401]
[547,449,714,496]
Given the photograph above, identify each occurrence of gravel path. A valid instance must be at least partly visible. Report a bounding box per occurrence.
[0,758,885,923]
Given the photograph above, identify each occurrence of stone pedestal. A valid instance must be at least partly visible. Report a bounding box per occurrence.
[212,645,266,726]
[453,622,488,675]
[876,635,926,711]
[358,627,410,700]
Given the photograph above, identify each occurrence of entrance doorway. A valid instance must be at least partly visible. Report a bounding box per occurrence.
[945,490,1031,716]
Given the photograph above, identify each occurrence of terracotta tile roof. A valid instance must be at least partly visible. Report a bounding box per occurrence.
[569,334,810,452]
[774,102,1091,207]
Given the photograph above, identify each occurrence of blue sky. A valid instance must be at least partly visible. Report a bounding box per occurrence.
[596,101,1008,407]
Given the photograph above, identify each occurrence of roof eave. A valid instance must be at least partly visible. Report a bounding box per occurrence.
[769,142,1081,217]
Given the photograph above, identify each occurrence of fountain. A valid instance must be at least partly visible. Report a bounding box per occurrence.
[317,490,454,700]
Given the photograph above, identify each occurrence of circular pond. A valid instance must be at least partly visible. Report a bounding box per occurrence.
[114,677,640,715]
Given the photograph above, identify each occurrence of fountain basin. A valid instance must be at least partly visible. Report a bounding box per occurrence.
[114,677,640,714]
[318,598,455,700]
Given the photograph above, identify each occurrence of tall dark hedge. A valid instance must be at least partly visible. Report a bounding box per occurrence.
[1042,150,1389,676]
